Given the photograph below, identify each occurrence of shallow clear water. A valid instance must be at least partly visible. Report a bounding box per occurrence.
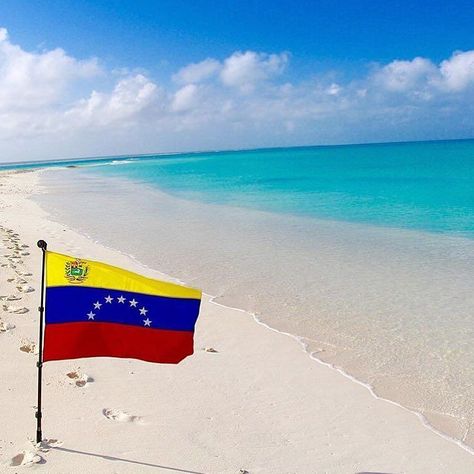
[79,140,474,237]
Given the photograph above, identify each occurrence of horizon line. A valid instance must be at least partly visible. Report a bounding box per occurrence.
[1,136,474,168]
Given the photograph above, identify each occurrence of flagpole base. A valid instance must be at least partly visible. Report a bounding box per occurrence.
[35,411,42,443]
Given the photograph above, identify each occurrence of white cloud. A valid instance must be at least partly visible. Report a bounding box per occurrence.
[220,51,288,92]
[373,57,437,93]
[439,50,474,91]
[173,58,220,84]
[171,84,199,112]
[326,83,342,96]
[0,26,473,162]
[66,74,158,127]
[0,28,100,111]
[372,52,474,96]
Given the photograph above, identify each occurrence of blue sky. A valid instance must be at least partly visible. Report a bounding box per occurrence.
[3,1,473,77]
[0,0,473,161]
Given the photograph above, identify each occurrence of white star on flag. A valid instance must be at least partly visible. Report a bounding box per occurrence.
[93,301,102,310]
[87,311,95,320]
[117,295,126,303]
[105,295,113,303]
[129,298,138,307]
[139,307,148,316]
[143,318,152,327]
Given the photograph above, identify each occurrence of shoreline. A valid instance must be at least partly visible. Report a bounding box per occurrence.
[37,165,474,449]
[1,168,473,472]
[72,225,474,456]
[212,297,474,456]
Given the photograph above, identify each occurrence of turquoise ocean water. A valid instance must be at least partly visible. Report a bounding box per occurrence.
[21,139,474,448]
[80,139,474,237]
[5,139,474,236]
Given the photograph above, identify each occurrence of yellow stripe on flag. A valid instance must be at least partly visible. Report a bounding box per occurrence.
[46,251,201,300]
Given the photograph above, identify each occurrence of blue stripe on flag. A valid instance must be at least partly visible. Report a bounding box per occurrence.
[45,286,200,332]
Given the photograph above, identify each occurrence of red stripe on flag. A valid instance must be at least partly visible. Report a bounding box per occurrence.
[43,322,194,364]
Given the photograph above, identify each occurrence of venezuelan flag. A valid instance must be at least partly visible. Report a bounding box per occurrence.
[43,251,201,364]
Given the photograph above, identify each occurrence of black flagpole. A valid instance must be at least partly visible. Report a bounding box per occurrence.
[36,239,47,444]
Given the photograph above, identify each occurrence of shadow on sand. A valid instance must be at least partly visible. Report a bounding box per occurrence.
[52,446,206,473]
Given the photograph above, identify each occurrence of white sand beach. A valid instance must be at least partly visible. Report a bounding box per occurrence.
[1,168,474,474]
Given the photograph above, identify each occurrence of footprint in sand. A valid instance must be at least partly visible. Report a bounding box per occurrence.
[102,408,143,424]
[19,340,37,354]
[0,320,15,332]
[66,370,94,387]
[203,347,219,353]
[8,451,44,467]
[17,285,34,293]
[2,295,22,301]
[3,305,29,314]
[16,271,32,277]
[15,277,28,284]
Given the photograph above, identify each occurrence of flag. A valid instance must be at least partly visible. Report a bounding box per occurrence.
[43,251,202,364]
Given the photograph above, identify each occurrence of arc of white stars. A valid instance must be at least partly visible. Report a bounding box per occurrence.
[87,296,151,326]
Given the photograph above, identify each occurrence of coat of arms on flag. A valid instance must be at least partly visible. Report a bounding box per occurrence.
[65,258,89,284]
